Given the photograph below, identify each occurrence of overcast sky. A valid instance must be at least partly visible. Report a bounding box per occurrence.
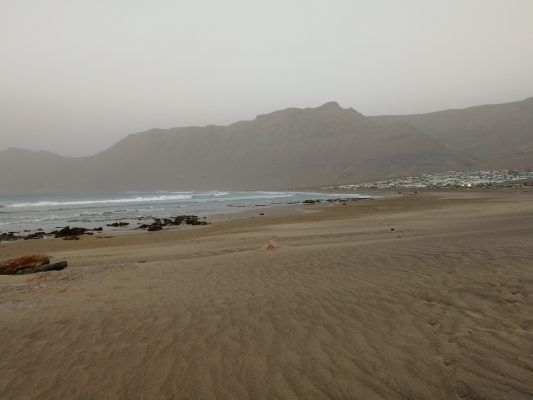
[1,0,533,156]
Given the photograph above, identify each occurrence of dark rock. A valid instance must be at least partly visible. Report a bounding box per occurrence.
[0,232,22,242]
[42,261,68,272]
[0,255,68,275]
[303,199,320,204]
[106,222,130,227]
[173,215,187,225]
[186,215,209,226]
[164,215,208,226]
[147,221,163,231]
[23,232,46,240]
[136,215,209,230]
[51,226,89,238]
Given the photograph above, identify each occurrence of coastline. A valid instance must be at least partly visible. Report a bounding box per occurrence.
[0,194,382,260]
[1,190,532,399]
[0,191,374,240]
[0,189,529,263]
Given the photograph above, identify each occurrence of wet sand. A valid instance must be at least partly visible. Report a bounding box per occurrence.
[1,191,532,399]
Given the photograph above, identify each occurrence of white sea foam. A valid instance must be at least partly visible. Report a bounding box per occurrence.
[214,193,294,201]
[9,194,193,208]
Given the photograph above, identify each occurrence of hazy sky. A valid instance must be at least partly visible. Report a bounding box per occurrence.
[1,0,533,156]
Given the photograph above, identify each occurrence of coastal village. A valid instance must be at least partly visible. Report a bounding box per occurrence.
[326,169,533,191]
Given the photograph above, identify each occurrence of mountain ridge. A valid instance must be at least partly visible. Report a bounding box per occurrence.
[371,97,533,165]
[0,98,531,195]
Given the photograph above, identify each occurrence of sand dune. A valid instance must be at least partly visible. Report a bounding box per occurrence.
[1,192,532,399]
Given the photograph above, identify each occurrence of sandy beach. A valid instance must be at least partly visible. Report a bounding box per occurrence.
[1,191,532,399]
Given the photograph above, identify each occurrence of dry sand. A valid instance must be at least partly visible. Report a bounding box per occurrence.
[1,192,532,399]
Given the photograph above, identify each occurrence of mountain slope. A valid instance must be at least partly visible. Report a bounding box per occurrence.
[0,102,464,195]
[371,97,533,168]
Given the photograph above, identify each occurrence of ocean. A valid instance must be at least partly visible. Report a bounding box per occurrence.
[0,191,368,235]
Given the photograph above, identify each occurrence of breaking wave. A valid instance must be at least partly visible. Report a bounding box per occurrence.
[9,194,194,208]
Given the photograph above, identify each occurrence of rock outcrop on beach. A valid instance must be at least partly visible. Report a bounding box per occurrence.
[137,215,209,232]
[0,98,532,195]
[0,232,22,242]
[51,226,90,238]
[0,255,68,275]
[106,222,130,227]
[0,215,212,243]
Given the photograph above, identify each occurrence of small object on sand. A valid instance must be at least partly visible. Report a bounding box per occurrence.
[259,213,264,216]
[0,255,68,275]
[264,240,277,251]
[390,228,395,231]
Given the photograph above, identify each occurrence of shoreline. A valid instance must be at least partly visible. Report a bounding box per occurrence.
[0,192,377,243]
[0,195,381,260]
[1,188,529,262]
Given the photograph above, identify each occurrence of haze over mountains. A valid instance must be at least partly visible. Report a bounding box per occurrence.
[1,98,532,195]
